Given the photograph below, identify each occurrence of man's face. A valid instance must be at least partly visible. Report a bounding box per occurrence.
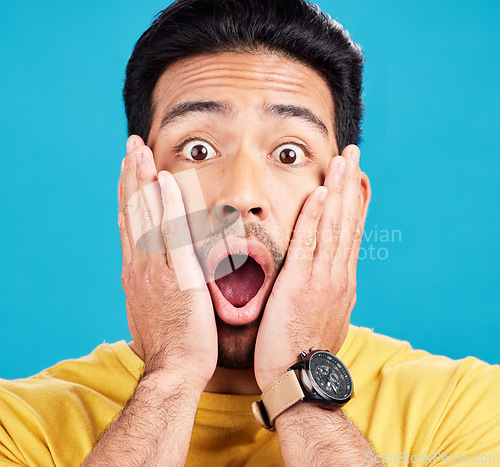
[147,51,337,369]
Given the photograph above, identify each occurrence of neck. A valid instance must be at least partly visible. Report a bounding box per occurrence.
[204,366,260,395]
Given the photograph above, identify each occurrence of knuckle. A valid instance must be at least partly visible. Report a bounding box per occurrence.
[159,263,176,287]
[121,270,129,286]
[302,232,316,250]
[333,180,344,193]
[298,280,314,296]
[135,165,144,184]
[125,200,140,221]
[143,263,156,288]
[121,264,137,288]
[352,226,363,246]
[335,275,349,295]
[140,207,153,231]
[161,216,180,239]
[290,235,316,263]
[344,210,360,226]
[329,218,342,244]
[128,260,138,278]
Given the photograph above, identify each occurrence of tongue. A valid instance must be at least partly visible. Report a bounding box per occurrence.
[214,255,265,308]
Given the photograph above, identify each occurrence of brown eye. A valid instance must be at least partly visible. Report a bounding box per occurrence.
[191,144,208,160]
[272,144,306,165]
[280,148,296,164]
[181,140,217,161]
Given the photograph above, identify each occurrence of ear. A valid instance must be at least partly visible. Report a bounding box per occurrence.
[359,171,371,230]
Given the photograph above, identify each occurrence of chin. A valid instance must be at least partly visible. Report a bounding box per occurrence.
[197,228,284,369]
[214,309,261,370]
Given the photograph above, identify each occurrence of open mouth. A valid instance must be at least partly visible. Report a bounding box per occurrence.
[214,254,266,308]
[208,249,272,326]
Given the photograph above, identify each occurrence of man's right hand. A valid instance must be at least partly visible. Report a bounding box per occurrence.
[118,135,217,392]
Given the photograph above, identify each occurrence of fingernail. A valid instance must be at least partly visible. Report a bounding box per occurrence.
[338,158,346,174]
[350,147,360,163]
[135,151,143,165]
[158,172,172,188]
[318,186,328,203]
[126,136,137,153]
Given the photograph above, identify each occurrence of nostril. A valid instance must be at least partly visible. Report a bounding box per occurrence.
[223,205,237,215]
[220,205,263,218]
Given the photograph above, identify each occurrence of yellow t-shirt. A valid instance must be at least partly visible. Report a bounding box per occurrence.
[0,325,499,466]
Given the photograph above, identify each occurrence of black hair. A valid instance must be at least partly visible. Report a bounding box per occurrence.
[123,0,364,152]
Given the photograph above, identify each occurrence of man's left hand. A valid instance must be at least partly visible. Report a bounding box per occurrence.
[254,144,365,390]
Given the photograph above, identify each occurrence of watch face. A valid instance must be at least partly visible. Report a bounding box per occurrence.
[308,351,352,402]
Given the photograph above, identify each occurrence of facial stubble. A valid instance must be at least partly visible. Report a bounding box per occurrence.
[197,221,285,370]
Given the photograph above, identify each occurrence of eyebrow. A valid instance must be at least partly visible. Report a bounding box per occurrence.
[159,99,329,138]
[261,102,329,137]
[160,100,234,129]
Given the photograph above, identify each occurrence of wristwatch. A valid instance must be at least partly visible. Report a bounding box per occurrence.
[252,348,354,431]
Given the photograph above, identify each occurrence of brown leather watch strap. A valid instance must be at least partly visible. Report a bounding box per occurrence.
[252,370,305,431]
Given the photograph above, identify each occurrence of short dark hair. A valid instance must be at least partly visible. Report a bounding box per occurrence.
[123,0,364,152]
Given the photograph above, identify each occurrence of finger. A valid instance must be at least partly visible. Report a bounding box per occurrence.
[313,155,345,278]
[121,143,145,267]
[347,193,365,281]
[134,145,167,262]
[348,170,370,280]
[332,145,361,272]
[282,186,327,281]
[118,162,131,266]
[157,171,206,291]
[126,134,145,153]
[118,138,145,266]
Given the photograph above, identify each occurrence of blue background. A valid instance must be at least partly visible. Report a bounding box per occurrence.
[1,1,498,379]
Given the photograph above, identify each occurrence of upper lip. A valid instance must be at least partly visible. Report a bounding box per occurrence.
[204,236,274,283]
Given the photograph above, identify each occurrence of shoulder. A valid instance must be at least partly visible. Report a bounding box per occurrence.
[0,341,142,465]
[343,324,500,405]
[342,325,500,459]
[1,341,141,404]
[342,324,499,381]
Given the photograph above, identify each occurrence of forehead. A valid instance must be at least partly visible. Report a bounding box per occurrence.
[150,51,335,142]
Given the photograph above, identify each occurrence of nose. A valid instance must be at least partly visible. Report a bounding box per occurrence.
[213,152,270,225]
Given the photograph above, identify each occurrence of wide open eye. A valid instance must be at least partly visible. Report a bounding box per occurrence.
[271,143,307,165]
[180,140,217,161]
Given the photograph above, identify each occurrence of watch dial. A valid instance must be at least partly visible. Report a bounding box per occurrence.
[309,352,352,401]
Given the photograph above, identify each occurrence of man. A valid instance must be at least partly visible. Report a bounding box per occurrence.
[1,0,499,465]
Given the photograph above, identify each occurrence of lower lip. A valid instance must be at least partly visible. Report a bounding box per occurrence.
[207,279,270,326]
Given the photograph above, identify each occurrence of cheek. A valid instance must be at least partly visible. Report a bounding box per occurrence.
[150,142,170,172]
[268,170,323,248]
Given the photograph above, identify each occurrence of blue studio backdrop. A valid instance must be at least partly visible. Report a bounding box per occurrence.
[1,1,499,379]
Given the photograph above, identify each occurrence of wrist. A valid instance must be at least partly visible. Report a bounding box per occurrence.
[274,399,344,431]
[253,349,354,431]
[131,340,216,391]
[256,362,296,392]
[139,368,207,401]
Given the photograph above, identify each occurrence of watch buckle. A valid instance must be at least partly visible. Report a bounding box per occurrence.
[251,400,276,432]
